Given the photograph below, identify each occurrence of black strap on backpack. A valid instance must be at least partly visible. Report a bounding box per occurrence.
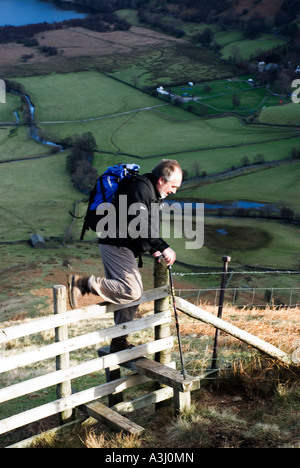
[79,181,99,240]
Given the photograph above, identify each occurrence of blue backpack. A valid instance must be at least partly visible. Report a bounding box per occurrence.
[80,163,140,240]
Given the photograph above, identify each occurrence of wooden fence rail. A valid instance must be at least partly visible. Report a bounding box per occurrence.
[0,285,177,437]
[0,286,169,344]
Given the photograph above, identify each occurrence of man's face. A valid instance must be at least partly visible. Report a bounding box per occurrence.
[156,169,182,199]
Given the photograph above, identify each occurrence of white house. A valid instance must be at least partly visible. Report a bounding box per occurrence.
[156,86,169,96]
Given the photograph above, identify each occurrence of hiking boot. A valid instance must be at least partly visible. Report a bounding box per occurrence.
[110,337,135,353]
[68,274,89,309]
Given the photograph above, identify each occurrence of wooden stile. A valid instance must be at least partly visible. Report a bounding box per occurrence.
[1,269,295,444]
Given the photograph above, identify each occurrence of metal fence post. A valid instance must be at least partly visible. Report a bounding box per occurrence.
[210,256,231,370]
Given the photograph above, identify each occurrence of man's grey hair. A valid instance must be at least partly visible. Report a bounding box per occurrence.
[152,159,182,182]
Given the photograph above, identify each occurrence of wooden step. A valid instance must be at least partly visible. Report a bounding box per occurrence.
[98,346,200,393]
[83,401,145,436]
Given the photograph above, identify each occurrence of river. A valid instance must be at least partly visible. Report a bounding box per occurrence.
[0,0,89,26]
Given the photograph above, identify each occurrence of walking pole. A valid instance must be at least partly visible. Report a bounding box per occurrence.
[210,256,231,370]
[168,264,187,380]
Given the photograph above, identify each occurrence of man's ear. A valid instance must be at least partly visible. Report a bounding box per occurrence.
[157,176,165,189]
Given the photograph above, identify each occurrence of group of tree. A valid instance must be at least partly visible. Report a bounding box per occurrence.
[65,132,98,194]
[138,9,185,38]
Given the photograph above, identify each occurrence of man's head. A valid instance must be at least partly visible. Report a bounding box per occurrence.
[152,159,183,199]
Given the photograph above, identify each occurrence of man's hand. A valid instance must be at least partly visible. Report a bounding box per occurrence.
[162,247,176,266]
[152,248,176,266]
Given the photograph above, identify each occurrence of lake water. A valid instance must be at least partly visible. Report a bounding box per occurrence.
[0,0,88,26]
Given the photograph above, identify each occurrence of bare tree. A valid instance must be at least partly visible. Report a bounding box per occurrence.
[192,160,202,177]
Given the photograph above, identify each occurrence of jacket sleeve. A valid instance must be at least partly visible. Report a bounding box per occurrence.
[124,178,169,254]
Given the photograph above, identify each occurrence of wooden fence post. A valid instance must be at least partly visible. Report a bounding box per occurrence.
[154,258,172,411]
[154,258,171,366]
[53,285,74,425]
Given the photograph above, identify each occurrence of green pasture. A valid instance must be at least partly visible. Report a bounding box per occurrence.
[259,102,300,125]
[0,93,20,123]
[41,104,300,160]
[197,88,282,115]
[172,137,300,176]
[0,152,80,241]
[116,9,140,26]
[178,161,300,209]
[0,126,50,162]
[168,216,300,271]
[220,33,286,60]
[13,71,163,122]
[172,78,289,116]
[214,30,244,48]
[172,77,253,97]
[100,43,234,88]
[103,111,298,157]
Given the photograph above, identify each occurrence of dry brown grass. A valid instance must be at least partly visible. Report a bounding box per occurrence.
[0,25,180,68]
[178,302,300,355]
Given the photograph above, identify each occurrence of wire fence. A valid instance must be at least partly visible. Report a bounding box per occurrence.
[170,270,300,374]
[174,269,300,309]
[175,287,300,309]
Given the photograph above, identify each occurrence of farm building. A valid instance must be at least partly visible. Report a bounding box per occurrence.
[30,234,46,248]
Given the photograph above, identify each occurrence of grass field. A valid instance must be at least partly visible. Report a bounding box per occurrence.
[0,152,80,241]
[172,77,290,116]
[179,161,300,208]
[0,69,299,272]
[26,70,299,158]
[13,71,162,122]
[164,215,300,271]
[0,92,20,123]
[220,33,286,60]
[259,102,300,125]
[0,126,51,162]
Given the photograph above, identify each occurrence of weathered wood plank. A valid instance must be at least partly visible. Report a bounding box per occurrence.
[98,347,199,393]
[111,387,174,414]
[175,296,294,366]
[0,310,171,374]
[0,373,149,436]
[173,390,191,417]
[133,359,200,393]
[0,286,169,344]
[0,338,173,404]
[83,402,145,435]
[105,365,123,407]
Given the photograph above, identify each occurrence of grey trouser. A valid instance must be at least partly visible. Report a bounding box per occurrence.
[88,244,143,325]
